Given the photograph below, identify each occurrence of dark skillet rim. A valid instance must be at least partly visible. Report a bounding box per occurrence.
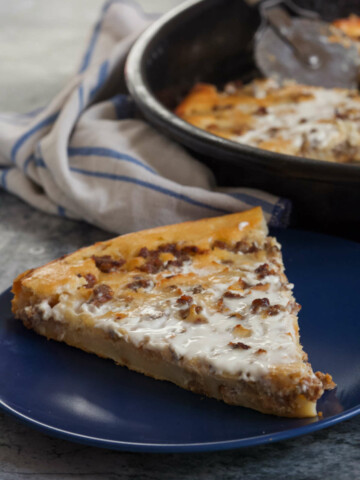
[125,0,360,183]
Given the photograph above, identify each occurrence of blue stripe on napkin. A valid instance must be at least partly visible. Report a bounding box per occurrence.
[226,192,272,214]
[111,95,136,119]
[0,169,10,189]
[79,0,158,73]
[269,198,292,228]
[89,60,110,100]
[78,85,85,112]
[70,166,230,214]
[11,112,59,164]
[57,206,66,216]
[68,146,157,174]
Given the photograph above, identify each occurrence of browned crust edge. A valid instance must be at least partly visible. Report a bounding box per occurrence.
[15,310,327,418]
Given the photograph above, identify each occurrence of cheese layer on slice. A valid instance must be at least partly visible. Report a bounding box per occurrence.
[12,208,334,417]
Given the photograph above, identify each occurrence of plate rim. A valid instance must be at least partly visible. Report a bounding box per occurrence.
[1,394,359,452]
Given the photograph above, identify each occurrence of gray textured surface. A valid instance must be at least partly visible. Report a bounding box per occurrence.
[0,0,180,113]
[0,192,360,480]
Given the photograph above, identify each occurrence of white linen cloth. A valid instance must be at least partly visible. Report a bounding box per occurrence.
[0,0,291,234]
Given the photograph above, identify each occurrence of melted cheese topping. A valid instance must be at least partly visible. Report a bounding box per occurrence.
[175,78,360,163]
[34,236,309,383]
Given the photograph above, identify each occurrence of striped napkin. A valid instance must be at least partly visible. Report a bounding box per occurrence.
[0,0,291,234]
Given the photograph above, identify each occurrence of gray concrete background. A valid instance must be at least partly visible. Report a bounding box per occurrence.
[0,0,179,112]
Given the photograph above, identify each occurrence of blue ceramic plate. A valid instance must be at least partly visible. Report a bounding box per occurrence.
[0,229,359,452]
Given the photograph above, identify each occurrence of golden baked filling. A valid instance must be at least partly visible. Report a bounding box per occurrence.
[12,208,334,417]
[332,14,360,42]
[175,78,360,163]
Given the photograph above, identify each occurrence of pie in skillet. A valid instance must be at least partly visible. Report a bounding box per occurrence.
[175,78,360,164]
[12,208,334,417]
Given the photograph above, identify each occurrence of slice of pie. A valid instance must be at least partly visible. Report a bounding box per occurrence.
[11,207,334,417]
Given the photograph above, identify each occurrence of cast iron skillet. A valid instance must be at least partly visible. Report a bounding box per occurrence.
[125,0,360,233]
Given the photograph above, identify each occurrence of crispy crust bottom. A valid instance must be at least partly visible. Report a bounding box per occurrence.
[17,311,320,418]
